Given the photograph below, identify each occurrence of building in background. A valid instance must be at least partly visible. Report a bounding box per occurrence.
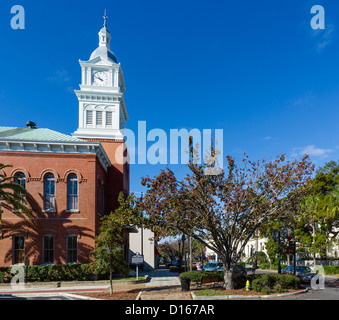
[129,228,159,271]
[0,18,134,267]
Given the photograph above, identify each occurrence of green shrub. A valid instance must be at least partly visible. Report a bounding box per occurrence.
[0,264,96,283]
[318,266,339,275]
[179,270,223,282]
[251,274,300,294]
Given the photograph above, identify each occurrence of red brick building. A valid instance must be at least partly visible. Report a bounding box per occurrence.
[0,20,133,266]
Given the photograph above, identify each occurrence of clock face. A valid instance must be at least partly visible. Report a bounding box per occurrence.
[92,71,108,86]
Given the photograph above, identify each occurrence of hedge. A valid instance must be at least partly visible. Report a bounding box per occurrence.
[318,266,339,275]
[251,274,301,295]
[0,264,106,283]
[179,270,223,282]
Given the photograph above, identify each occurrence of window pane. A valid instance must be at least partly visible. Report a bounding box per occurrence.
[67,174,78,210]
[86,110,93,125]
[106,112,112,126]
[43,236,54,263]
[14,173,26,189]
[96,111,103,125]
[13,236,25,264]
[44,174,55,210]
[67,236,77,263]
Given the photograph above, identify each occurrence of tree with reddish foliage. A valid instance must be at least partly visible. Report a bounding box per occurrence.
[141,152,314,289]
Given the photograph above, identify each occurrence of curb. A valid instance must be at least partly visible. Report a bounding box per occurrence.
[135,289,144,300]
[191,288,308,300]
[62,293,104,300]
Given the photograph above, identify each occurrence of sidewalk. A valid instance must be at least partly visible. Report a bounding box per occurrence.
[138,268,190,300]
[144,268,181,287]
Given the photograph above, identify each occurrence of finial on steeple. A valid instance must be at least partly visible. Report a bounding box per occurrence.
[103,9,108,28]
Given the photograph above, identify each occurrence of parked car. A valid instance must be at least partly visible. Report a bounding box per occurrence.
[202,262,247,277]
[282,265,317,283]
[203,262,223,271]
[167,260,180,268]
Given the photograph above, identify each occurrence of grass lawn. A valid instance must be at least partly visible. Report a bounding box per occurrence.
[194,289,232,296]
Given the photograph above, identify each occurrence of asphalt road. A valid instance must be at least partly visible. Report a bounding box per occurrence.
[272,276,339,300]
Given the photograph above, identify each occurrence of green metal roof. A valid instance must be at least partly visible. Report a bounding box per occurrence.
[0,127,84,143]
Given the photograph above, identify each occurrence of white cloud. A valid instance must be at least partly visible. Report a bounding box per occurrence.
[294,145,333,159]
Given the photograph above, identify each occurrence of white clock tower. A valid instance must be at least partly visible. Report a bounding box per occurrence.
[73,13,128,141]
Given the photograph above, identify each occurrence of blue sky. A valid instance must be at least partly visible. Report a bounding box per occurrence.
[0,0,338,194]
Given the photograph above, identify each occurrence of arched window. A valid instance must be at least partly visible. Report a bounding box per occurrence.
[67,235,78,264]
[67,174,78,211]
[14,172,26,204]
[14,172,26,189]
[44,174,55,211]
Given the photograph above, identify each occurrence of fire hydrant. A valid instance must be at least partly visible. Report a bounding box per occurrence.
[245,280,251,291]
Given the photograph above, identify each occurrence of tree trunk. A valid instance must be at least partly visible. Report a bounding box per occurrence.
[252,231,258,273]
[189,236,193,272]
[313,253,316,271]
[312,222,316,270]
[223,267,234,290]
[109,267,113,294]
[222,257,235,290]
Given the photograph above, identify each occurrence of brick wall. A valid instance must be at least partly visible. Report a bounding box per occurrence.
[0,151,103,266]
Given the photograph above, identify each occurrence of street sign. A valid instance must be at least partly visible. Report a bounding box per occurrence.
[131,253,144,281]
[131,253,144,266]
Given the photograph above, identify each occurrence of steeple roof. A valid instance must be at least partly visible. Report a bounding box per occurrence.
[89,11,117,63]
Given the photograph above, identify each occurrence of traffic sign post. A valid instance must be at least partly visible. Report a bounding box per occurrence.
[131,253,144,280]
